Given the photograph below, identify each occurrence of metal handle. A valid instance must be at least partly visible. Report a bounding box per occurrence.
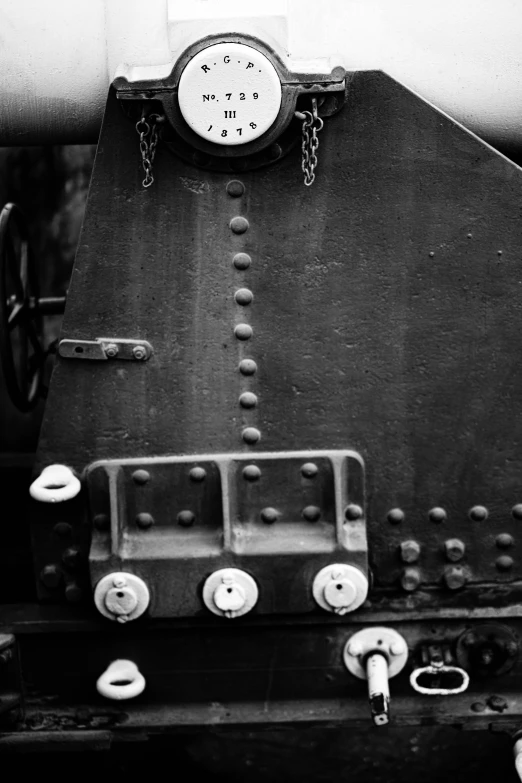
[29,464,81,503]
[410,663,469,696]
[96,660,145,701]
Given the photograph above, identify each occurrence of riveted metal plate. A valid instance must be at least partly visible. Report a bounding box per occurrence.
[86,450,366,618]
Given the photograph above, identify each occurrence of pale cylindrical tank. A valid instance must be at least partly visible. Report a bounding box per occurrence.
[0,0,521,152]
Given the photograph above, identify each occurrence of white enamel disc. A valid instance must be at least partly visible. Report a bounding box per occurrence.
[178,42,282,146]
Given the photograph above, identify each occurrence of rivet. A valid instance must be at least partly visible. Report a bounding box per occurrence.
[65,583,84,604]
[400,567,421,592]
[301,462,318,478]
[177,510,195,527]
[496,533,514,549]
[230,216,249,234]
[239,392,257,409]
[429,507,447,523]
[261,507,279,524]
[189,466,207,482]
[470,702,486,713]
[136,512,154,529]
[226,180,244,197]
[400,540,421,564]
[345,504,363,521]
[469,505,488,521]
[444,538,466,562]
[429,251,435,258]
[239,358,257,375]
[512,504,522,520]
[40,564,62,589]
[62,547,80,569]
[93,513,109,531]
[233,252,251,270]
[443,565,466,590]
[387,508,404,524]
[467,233,473,239]
[234,324,253,341]
[53,522,71,537]
[132,469,150,485]
[235,288,253,306]
[132,345,147,361]
[496,555,514,571]
[242,427,261,444]
[243,464,261,481]
[302,505,321,522]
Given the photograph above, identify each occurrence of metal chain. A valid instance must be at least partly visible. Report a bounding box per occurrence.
[135,111,164,188]
[298,102,324,187]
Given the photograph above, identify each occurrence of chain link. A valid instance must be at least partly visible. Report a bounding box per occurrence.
[135,111,164,188]
[299,103,324,187]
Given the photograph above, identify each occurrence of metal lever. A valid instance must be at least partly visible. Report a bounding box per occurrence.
[343,627,408,727]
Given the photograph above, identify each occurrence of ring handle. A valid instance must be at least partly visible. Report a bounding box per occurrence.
[29,464,81,503]
[96,660,146,701]
[410,664,469,696]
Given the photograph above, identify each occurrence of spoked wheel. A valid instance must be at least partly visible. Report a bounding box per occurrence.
[0,203,65,413]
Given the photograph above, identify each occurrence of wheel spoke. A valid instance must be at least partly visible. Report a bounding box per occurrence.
[7,300,26,329]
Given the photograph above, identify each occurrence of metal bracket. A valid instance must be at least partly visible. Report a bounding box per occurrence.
[58,338,153,361]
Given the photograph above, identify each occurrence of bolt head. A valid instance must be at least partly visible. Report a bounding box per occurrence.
[444,538,466,562]
[400,540,421,564]
[347,641,363,657]
[390,640,406,656]
[132,345,147,360]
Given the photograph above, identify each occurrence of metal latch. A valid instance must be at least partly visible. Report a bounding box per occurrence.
[410,644,469,696]
[58,338,153,361]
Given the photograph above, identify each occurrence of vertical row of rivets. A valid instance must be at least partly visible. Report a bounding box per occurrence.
[228,180,261,447]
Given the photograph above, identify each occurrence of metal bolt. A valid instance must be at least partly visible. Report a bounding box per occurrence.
[62,547,81,569]
[400,540,421,564]
[387,508,405,524]
[302,505,321,522]
[463,633,477,648]
[112,576,127,588]
[233,252,251,270]
[239,392,258,409]
[345,504,363,521]
[301,462,318,478]
[230,216,249,234]
[443,566,466,590]
[390,640,406,656]
[136,512,154,529]
[189,467,206,482]
[469,505,488,522]
[177,510,195,527]
[235,288,253,306]
[486,695,508,713]
[261,507,279,524]
[243,464,261,482]
[226,180,245,198]
[347,640,363,657]
[239,359,257,376]
[400,567,421,592]
[132,345,147,361]
[132,469,150,485]
[40,564,62,589]
[104,343,119,358]
[444,538,466,562]
[429,507,447,523]
[496,555,514,571]
[242,427,261,444]
[496,533,514,549]
[234,324,253,341]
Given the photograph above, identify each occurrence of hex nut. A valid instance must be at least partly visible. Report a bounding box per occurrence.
[444,538,466,562]
[400,540,421,564]
[132,345,147,361]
